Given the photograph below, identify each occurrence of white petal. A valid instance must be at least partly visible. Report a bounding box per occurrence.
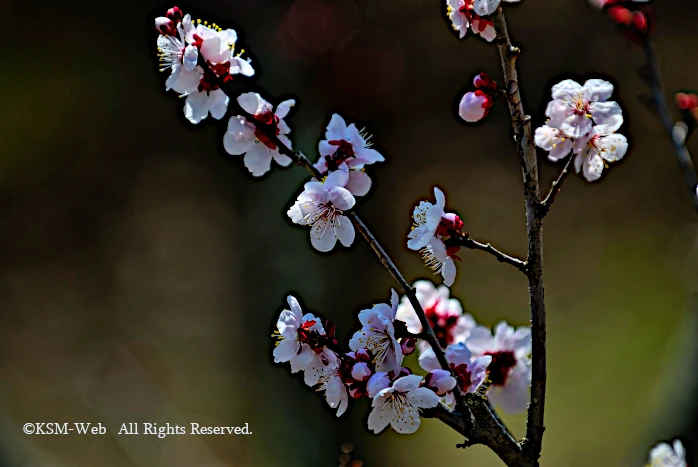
[243,143,274,177]
[473,0,500,16]
[345,171,372,196]
[208,89,229,120]
[590,101,623,134]
[392,375,423,392]
[326,113,348,140]
[442,257,456,287]
[310,218,337,252]
[184,92,210,124]
[464,326,493,356]
[273,338,299,363]
[418,347,440,372]
[271,150,293,167]
[367,399,392,433]
[390,406,421,434]
[551,79,583,100]
[367,372,391,398]
[354,147,385,164]
[223,118,255,155]
[334,215,355,247]
[329,186,356,211]
[276,99,296,119]
[583,79,614,102]
[445,342,473,366]
[407,387,440,409]
[582,153,604,182]
[237,92,264,115]
[325,169,349,191]
[290,345,313,373]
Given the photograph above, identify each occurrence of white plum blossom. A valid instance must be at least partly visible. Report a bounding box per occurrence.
[546,79,623,139]
[420,343,491,396]
[224,93,295,176]
[446,0,497,42]
[156,14,198,91]
[273,296,338,386]
[534,125,575,162]
[349,290,404,374]
[395,280,475,351]
[318,367,349,417]
[287,173,356,252]
[367,375,440,434]
[314,114,385,197]
[472,0,522,17]
[424,369,457,396]
[408,187,446,251]
[466,322,532,413]
[572,126,629,182]
[407,188,464,287]
[648,440,688,467]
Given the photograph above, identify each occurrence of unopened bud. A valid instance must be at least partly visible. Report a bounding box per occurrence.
[351,362,372,382]
[355,348,372,363]
[473,72,496,91]
[155,17,176,36]
[607,6,633,25]
[424,370,457,396]
[166,6,183,22]
[459,91,491,123]
[632,11,648,33]
[400,338,416,356]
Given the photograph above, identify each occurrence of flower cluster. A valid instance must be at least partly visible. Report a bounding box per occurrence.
[534,79,629,182]
[287,115,384,252]
[273,280,531,435]
[459,73,499,123]
[446,0,521,42]
[407,188,466,286]
[648,439,689,467]
[154,6,254,124]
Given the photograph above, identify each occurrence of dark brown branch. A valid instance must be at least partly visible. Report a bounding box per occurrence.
[539,155,575,217]
[494,8,547,465]
[453,234,528,273]
[641,39,698,214]
[225,96,467,407]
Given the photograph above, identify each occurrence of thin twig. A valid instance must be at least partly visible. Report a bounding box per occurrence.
[494,7,547,464]
[224,95,468,407]
[641,39,698,214]
[454,235,528,272]
[539,155,575,217]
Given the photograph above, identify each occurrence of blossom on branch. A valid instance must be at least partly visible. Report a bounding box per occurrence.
[224,93,295,176]
[459,73,498,123]
[466,322,531,413]
[395,280,475,351]
[272,296,339,387]
[407,188,465,286]
[420,343,491,396]
[648,439,688,467]
[349,290,404,374]
[446,0,520,42]
[314,114,385,197]
[535,79,628,182]
[287,174,356,252]
[367,375,440,434]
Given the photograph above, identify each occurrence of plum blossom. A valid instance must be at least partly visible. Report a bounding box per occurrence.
[466,322,531,413]
[224,93,295,176]
[446,0,520,41]
[424,370,457,396]
[407,188,465,286]
[395,280,475,351]
[572,126,628,181]
[367,375,440,434]
[420,343,491,397]
[318,366,349,417]
[648,439,688,467]
[159,10,255,124]
[349,290,404,374]
[314,114,385,197]
[545,79,623,139]
[272,296,338,386]
[535,78,628,182]
[287,173,356,252]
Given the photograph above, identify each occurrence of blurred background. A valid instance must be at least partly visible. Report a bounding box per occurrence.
[1,0,697,465]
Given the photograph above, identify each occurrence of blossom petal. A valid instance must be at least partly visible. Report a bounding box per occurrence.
[273,338,299,363]
[223,117,255,155]
[406,387,440,409]
[334,215,355,248]
[582,153,604,182]
[310,218,338,252]
[473,0,500,16]
[208,89,229,120]
[290,345,313,373]
[367,398,392,434]
[442,257,456,286]
[329,187,356,211]
[345,170,372,196]
[367,372,391,398]
[243,143,274,177]
[392,375,423,392]
[464,326,493,355]
[551,79,583,100]
[390,406,421,434]
[326,113,348,140]
[583,79,614,102]
[598,134,628,162]
[276,99,296,119]
[590,101,623,134]
[184,92,210,124]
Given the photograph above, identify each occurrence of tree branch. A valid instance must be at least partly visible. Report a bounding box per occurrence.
[453,234,528,272]
[640,39,698,214]
[494,8,547,465]
[539,155,574,217]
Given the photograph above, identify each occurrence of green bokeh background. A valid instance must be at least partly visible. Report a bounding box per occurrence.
[0,0,697,465]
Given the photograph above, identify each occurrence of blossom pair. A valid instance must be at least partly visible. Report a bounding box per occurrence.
[535,79,629,182]
[459,73,499,123]
[155,7,254,124]
[407,187,465,286]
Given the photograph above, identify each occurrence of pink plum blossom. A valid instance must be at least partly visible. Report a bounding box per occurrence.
[367,375,440,434]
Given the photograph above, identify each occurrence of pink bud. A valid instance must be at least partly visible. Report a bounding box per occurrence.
[155,17,176,36]
[166,6,183,22]
[351,362,372,382]
[632,11,647,32]
[348,386,367,399]
[459,91,491,123]
[425,370,457,396]
[400,337,416,356]
[607,6,632,25]
[473,73,496,91]
[355,348,372,363]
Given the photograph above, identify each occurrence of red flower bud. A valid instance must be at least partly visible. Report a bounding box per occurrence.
[607,6,633,25]
[166,6,183,22]
[155,17,176,36]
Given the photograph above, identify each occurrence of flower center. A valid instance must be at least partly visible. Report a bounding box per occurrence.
[424,300,460,347]
[198,61,233,92]
[572,95,590,116]
[483,350,517,386]
[451,363,473,391]
[253,111,281,149]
